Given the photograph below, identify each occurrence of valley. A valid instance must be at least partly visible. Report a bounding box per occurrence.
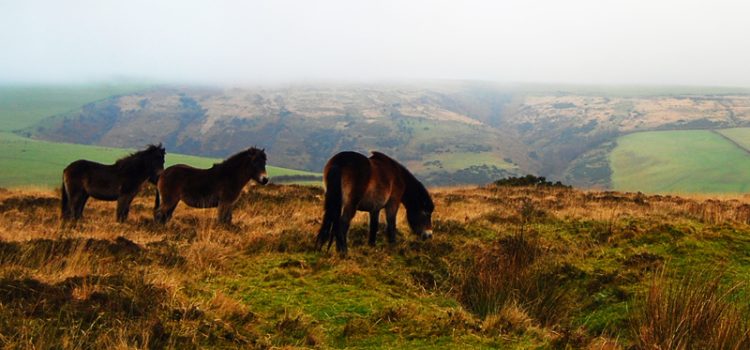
[4,82,750,192]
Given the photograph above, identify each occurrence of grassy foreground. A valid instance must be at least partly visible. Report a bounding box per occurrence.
[0,184,748,349]
[609,130,750,193]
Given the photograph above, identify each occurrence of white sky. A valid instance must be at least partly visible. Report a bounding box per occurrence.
[1,0,748,86]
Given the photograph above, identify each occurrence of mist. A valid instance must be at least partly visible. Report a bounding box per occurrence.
[1,0,749,86]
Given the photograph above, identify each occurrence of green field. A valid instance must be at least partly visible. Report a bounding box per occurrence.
[610,130,750,193]
[0,84,319,188]
[716,127,750,151]
[0,84,151,132]
[417,152,515,172]
[0,132,319,188]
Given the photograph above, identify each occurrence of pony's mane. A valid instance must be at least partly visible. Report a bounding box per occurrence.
[370,151,433,211]
[215,147,266,169]
[115,144,164,168]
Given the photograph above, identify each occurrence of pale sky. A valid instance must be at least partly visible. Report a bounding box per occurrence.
[1,0,749,86]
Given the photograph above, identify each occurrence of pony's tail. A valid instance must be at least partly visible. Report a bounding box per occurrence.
[60,179,69,221]
[316,164,342,251]
[154,189,160,211]
[153,187,161,222]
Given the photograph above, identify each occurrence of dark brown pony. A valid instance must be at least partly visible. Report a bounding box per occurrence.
[153,147,269,225]
[61,144,166,222]
[315,151,434,255]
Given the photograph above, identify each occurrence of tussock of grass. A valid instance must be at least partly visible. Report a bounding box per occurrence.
[457,231,572,327]
[634,268,750,350]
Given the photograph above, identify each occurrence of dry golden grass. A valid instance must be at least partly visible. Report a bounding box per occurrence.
[0,183,748,348]
[635,268,750,350]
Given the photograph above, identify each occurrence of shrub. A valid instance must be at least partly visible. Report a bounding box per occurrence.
[493,174,570,188]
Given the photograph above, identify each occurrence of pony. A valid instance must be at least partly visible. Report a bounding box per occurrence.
[315,151,434,255]
[61,144,166,222]
[153,147,269,225]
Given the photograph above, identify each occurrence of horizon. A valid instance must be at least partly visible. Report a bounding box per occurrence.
[3,79,750,92]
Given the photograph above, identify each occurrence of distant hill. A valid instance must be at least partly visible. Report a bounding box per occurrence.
[0,84,319,188]
[13,82,750,190]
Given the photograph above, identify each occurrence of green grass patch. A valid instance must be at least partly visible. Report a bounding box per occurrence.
[422,152,514,170]
[0,132,318,188]
[609,130,750,193]
[716,127,750,151]
[0,83,150,131]
[210,252,507,349]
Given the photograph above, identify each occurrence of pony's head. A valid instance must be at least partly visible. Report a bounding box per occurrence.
[245,147,269,185]
[404,183,435,240]
[143,144,166,184]
[406,197,434,240]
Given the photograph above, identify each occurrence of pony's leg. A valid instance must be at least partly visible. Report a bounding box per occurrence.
[163,203,178,223]
[217,203,233,225]
[368,210,380,246]
[61,182,72,222]
[335,206,356,255]
[385,200,399,244]
[73,192,89,221]
[316,223,331,250]
[155,196,179,225]
[116,193,137,223]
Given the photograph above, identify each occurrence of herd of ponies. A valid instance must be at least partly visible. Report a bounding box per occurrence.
[60,144,435,254]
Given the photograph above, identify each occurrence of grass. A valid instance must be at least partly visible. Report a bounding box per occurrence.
[0,132,319,188]
[716,127,750,151]
[0,83,150,132]
[418,152,515,172]
[0,184,748,348]
[609,130,750,193]
[634,268,750,349]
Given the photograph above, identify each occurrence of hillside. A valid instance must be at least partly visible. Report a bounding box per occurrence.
[0,184,748,348]
[0,84,320,188]
[19,82,750,189]
[0,84,150,131]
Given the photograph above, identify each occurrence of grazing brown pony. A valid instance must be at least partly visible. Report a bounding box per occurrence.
[153,147,269,225]
[61,144,166,222]
[315,151,434,255]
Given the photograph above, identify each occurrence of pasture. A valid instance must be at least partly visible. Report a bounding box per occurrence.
[609,130,750,193]
[716,127,750,151]
[0,184,748,348]
[0,132,318,188]
[0,84,149,132]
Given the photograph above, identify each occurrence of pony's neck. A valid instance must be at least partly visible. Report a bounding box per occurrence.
[217,156,257,184]
[400,167,426,212]
[117,157,151,180]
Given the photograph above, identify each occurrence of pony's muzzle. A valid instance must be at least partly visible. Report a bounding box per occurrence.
[421,230,433,240]
[259,174,269,185]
